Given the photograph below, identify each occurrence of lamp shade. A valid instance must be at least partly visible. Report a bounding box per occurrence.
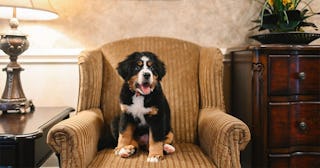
[0,0,58,20]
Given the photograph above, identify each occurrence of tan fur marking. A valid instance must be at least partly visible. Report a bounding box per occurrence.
[164,131,174,144]
[130,139,139,148]
[128,75,138,91]
[115,124,137,150]
[148,129,164,159]
[120,103,128,112]
[148,107,158,115]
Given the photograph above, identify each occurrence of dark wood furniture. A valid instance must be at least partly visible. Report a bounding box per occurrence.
[0,106,74,167]
[230,45,320,168]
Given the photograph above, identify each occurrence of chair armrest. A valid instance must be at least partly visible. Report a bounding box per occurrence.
[47,108,104,168]
[198,108,251,168]
[77,49,103,112]
[199,47,225,110]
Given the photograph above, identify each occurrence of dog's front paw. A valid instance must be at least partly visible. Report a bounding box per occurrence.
[164,144,175,154]
[147,107,158,116]
[120,104,128,112]
[114,145,136,158]
[147,154,163,163]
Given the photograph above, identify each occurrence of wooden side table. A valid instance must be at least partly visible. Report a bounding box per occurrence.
[0,106,74,167]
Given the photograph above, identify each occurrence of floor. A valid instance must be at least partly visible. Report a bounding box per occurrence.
[41,154,59,168]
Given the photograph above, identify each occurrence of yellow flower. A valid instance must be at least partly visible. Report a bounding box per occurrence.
[267,0,295,10]
[282,0,295,9]
[268,0,274,7]
[282,0,292,5]
[289,4,295,9]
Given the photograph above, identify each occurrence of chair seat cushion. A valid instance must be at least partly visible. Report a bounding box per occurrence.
[88,143,216,168]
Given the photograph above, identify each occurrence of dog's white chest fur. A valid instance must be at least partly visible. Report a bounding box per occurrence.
[127,95,150,125]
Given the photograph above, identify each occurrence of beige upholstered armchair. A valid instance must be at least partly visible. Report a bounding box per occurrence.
[47,37,250,168]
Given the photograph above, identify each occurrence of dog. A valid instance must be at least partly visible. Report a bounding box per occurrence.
[111,51,175,162]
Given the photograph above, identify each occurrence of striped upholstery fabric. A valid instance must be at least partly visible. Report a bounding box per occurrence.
[47,37,250,168]
[88,143,216,168]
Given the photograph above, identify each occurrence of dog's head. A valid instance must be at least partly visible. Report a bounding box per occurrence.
[117,51,166,95]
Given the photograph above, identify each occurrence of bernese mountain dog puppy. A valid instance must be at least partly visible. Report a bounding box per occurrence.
[111,51,175,162]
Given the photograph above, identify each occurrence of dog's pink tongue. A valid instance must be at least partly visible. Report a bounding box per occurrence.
[141,85,151,94]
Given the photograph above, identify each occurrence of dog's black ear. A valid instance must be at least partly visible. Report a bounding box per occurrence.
[155,59,166,81]
[117,59,130,80]
[117,52,141,80]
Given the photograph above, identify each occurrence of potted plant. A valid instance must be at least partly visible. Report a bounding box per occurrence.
[250,0,320,44]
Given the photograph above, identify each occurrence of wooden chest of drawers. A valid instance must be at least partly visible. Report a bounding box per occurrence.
[230,45,320,168]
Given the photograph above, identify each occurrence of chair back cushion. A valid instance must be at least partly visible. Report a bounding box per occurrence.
[100,37,200,143]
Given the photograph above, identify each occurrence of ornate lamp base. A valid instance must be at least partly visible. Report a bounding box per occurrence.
[0,26,35,113]
[0,64,35,113]
[0,62,35,113]
[0,99,34,113]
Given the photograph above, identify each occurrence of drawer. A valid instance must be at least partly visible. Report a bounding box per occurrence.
[268,102,320,148]
[269,153,320,168]
[269,55,320,96]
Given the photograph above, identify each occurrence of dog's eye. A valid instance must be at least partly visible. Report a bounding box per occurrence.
[147,61,153,67]
[137,61,143,66]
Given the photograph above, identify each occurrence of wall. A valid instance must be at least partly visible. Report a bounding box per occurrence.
[2,0,265,49]
[0,49,80,108]
[0,0,319,108]
[50,0,263,49]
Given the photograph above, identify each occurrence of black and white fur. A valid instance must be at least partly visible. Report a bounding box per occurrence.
[111,51,175,162]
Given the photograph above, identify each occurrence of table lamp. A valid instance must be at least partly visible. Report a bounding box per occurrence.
[0,0,58,113]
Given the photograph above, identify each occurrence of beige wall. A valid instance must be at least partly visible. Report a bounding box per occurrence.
[1,0,320,49]
[1,0,319,49]
[49,0,261,49]
[0,0,319,108]
[0,49,79,108]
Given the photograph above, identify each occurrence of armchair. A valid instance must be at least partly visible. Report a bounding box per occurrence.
[47,37,250,168]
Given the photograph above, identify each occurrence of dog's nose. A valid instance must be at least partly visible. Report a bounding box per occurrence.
[143,72,151,80]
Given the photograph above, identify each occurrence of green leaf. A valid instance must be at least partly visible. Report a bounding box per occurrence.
[274,0,284,12]
[292,0,301,8]
[300,21,319,30]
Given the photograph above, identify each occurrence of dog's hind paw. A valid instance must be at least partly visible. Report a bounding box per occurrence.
[147,155,163,163]
[164,144,175,154]
[114,145,136,158]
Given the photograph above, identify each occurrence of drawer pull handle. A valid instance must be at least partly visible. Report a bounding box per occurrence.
[298,122,307,131]
[298,72,306,80]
